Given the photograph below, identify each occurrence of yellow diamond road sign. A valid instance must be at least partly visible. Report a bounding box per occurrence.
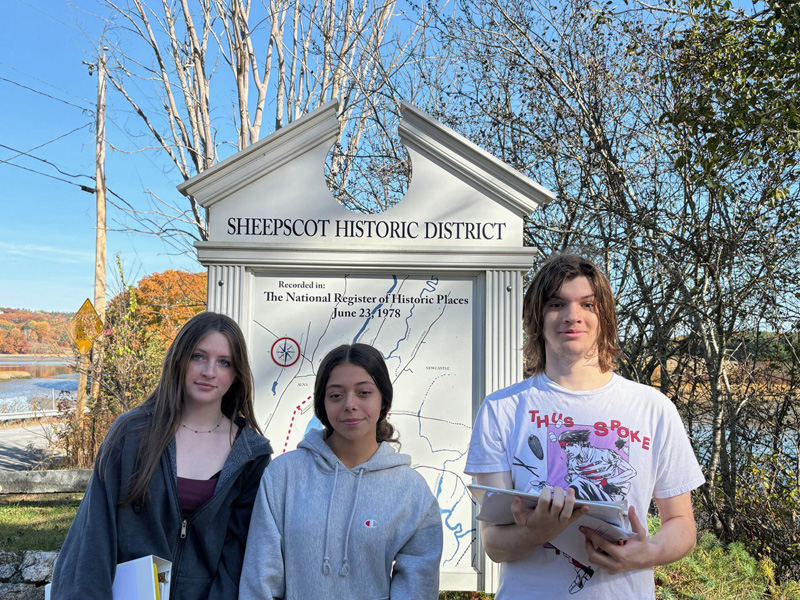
[69,299,103,354]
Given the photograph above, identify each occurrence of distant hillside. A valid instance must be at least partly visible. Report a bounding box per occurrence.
[0,308,73,354]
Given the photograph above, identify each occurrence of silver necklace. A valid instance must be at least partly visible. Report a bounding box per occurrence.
[181,415,224,434]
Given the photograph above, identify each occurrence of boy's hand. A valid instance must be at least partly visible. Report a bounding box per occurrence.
[511,486,589,547]
[581,505,654,574]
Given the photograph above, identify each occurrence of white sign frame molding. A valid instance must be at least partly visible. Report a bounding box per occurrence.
[180,101,554,592]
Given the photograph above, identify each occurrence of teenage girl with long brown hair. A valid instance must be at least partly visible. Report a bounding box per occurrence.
[51,312,272,599]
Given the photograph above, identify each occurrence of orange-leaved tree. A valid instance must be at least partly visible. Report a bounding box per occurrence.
[133,270,208,351]
[57,267,207,467]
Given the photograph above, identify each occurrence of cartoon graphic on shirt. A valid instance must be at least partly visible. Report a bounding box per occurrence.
[557,429,636,502]
[544,543,595,594]
[511,418,641,594]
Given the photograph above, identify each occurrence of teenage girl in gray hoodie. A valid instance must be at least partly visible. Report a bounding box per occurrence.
[240,343,443,599]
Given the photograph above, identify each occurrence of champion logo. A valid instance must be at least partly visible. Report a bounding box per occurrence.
[364,520,378,528]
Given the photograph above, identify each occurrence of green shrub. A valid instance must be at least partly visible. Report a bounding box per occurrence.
[655,532,800,599]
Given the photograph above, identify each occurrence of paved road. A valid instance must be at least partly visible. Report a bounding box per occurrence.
[0,424,58,471]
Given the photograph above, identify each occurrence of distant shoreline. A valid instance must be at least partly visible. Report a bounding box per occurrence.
[0,371,32,382]
[0,353,73,360]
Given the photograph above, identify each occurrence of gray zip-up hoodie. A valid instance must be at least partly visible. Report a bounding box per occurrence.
[239,428,443,599]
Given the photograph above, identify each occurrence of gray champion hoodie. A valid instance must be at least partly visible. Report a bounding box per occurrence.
[239,428,443,600]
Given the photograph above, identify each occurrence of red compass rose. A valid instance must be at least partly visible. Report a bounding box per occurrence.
[271,337,301,367]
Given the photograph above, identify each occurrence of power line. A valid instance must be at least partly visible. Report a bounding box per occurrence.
[2,160,95,193]
[0,124,165,215]
[18,124,92,154]
[0,76,89,111]
[0,142,93,180]
[1,148,139,210]
[2,156,134,208]
[0,60,93,107]
[12,0,80,29]
[0,125,93,175]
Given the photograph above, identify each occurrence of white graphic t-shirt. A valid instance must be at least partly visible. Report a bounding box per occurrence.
[466,373,705,599]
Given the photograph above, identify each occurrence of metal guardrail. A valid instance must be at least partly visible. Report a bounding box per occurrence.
[0,409,61,422]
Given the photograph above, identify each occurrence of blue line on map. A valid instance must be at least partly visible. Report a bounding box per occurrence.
[304,416,323,435]
[437,475,472,563]
[386,276,439,360]
[385,305,414,359]
[416,375,462,456]
[349,274,470,563]
[414,372,471,562]
[353,276,398,343]
[422,276,438,295]
[271,368,284,395]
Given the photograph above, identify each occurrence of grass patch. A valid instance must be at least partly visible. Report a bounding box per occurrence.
[1,496,798,599]
[0,493,83,552]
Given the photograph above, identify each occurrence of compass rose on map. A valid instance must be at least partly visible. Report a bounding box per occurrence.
[271,337,301,367]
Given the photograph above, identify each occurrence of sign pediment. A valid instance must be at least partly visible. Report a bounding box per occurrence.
[179,101,553,251]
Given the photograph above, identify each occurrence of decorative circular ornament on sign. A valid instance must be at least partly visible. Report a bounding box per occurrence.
[271,337,301,367]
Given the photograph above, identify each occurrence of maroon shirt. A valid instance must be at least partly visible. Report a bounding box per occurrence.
[177,426,243,515]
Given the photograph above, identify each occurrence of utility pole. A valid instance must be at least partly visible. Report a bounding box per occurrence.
[91,44,107,403]
[94,45,107,327]
[81,44,108,410]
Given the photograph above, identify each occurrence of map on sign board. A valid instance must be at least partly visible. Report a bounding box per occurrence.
[68,299,103,354]
[251,273,476,571]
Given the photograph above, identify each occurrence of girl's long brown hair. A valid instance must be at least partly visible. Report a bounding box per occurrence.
[98,312,262,506]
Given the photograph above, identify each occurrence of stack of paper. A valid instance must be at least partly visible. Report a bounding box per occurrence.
[112,555,172,600]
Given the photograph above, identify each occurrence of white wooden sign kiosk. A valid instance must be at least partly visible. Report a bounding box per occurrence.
[179,101,553,591]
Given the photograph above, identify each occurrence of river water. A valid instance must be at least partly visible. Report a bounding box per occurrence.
[0,357,78,412]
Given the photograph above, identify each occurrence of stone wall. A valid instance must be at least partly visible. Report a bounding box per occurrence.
[0,470,88,598]
[0,470,91,494]
[0,551,57,600]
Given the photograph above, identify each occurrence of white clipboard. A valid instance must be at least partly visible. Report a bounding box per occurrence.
[468,484,636,565]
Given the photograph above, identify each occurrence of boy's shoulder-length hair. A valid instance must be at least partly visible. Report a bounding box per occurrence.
[522,253,621,375]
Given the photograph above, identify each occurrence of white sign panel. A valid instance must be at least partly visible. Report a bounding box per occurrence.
[251,273,476,572]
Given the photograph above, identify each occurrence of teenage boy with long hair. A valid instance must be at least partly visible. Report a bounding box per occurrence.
[466,254,704,598]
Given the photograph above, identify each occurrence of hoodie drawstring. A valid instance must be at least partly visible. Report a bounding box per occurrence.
[321,462,339,575]
[339,467,364,577]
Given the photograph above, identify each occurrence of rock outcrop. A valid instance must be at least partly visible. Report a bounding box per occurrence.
[0,551,57,600]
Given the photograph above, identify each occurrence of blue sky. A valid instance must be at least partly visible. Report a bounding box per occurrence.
[0,0,200,313]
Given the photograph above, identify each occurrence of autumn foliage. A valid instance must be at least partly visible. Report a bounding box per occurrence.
[0,308,71,354]
[110,269,207,350]
[56,268,207,467]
